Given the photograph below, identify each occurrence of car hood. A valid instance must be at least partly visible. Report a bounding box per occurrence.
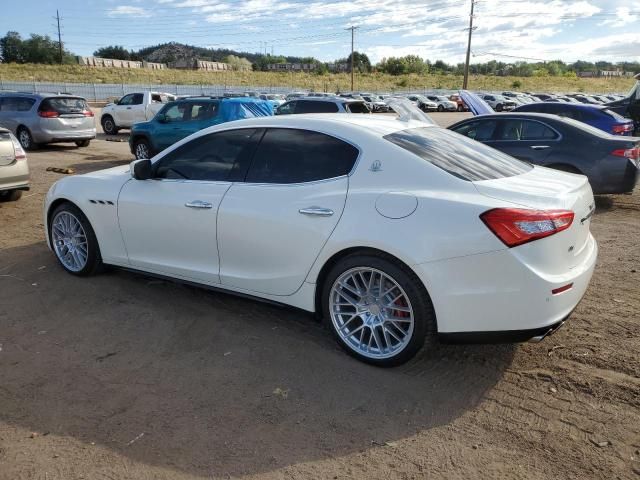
[459,90,494,116]
[81,164,131,180]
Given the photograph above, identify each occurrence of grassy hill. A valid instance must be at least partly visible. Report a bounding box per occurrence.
[0,63,634,94]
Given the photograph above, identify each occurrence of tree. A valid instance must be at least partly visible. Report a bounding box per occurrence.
[345,51,371,73]
[0,31,23,62]
[223,55,252,71]
[93,45,131,60]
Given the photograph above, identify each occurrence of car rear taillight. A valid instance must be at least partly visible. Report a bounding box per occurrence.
[612,146,640,161]
[9,135,26,160]
[612,123,633,135]
[83,109,94,117]
[38,110,59,118]
[480,208,575,247]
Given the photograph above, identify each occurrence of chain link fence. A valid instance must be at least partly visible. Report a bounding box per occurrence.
[0,79,435,102]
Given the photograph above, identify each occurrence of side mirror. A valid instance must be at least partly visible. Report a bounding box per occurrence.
[130,159,152,180]
[156,114,168,123]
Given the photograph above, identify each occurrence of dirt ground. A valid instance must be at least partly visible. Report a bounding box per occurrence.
[0,112,639,480]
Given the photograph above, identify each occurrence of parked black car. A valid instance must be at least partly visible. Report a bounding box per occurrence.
[606,74,640,134]
[448,112,639,194]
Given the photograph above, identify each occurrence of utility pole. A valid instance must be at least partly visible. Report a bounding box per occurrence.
[56,10,63,64]
[346,26,358,92]
[462,0,475,89]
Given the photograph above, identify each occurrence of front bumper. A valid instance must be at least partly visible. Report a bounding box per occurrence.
[413,234,597,335]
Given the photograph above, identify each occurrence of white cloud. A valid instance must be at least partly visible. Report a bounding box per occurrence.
[108,5,151,16]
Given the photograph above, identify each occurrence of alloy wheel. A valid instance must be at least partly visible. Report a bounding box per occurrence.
[329,267,415,360]
[135,142,149,159]
[52,211,89,272]
[19,130,31,149]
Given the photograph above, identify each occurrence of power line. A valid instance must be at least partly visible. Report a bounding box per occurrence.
[346,26,359,91]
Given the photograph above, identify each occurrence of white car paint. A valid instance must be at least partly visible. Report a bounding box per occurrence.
[101,91,175,130]
[44,114,597,337]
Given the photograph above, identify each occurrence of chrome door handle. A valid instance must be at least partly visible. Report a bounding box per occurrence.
[185,200,213,209]
[126,107,132,110]
[530,145,550,150]
[299,207,334,217]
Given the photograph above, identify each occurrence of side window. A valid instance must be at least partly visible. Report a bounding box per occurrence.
[119,94,134,106]
[521,120,558,140]
[296,101,339,113]
[163,103,188,122]
[131,93,144,105]
[17,98,36,111]
[452,120,497,141]
[154,128,261,182]
[151,94,162,103]
[346,102,370,113]
[246,128,359,184]
[277,101,295,115]
[0,97,19,111]
[187,102,217,121]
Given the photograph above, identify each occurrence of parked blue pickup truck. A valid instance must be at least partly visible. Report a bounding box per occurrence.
[129,96,273,159]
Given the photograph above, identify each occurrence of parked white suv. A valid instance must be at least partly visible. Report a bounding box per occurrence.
[100,92,175,135]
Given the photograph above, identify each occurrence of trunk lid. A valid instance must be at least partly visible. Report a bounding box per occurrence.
[474,166,595,272]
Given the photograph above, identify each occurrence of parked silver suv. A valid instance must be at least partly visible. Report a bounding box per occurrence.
[0,93,96,150]
[0,128,29,201]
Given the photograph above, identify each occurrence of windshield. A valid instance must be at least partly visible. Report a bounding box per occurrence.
[384,127,532,181]
[437,96,449,101]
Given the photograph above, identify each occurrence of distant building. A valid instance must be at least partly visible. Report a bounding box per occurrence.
[168,58,237,71]
[267,63,317,72]
[577,71,597,78]
[328,63,349,73]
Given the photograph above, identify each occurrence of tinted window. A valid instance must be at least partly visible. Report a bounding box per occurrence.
[294,100,339,113]
[0,97,35,112]
[39,97,89,114]
[346,102,370,113]
[452,120,498,141]
[155,128,261,182]
[384,127,532,181]
[499,119,558,140]
[131,93,144,105]
[277,101,295,115]
[246,128,359,184]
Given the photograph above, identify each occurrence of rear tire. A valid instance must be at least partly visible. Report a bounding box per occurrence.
[75,140,91,148]
[17,127,37,151]
[322,253,436,367]
[49,202,103,276]
[496,104,504,112]
[437,105,444,112]
[0,190,23,202]
[101,116,118,135]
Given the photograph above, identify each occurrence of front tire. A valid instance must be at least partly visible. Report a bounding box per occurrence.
[495,103,504,112]
[49,202,103,276]
[322,254,436,367]
[75,139,91,148]
[101,115,118,135]
[133,138,152,159]
[437,105,444,112]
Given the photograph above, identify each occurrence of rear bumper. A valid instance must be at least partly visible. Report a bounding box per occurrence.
[0,161,30,191]
[439,315,568,344]
[33,128,96,144]
[414,234,597,335]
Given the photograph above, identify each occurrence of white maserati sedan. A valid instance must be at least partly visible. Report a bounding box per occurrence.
[44,114,597,366]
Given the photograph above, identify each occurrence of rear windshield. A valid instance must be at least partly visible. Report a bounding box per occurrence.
[39,97,89,114]
[383,127,532,181]
[346,102,370,113]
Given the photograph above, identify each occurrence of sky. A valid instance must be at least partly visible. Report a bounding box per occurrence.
[4,0,640,64]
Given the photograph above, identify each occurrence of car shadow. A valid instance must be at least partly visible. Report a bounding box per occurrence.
[0,242,515,478]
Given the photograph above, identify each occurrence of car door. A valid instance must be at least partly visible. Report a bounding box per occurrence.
[113,93,136,127]
[491,118,560,164]
[0,97,17,131]
[153,101,191,151]
[450,119,499,144]
[217,128,360,296]
[117,128,263,284]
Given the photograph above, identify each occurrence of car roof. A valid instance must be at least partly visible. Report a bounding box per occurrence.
[0,92,85,99]
[204,113,433,137]
[520,102,606,110]
[288,97,362,103]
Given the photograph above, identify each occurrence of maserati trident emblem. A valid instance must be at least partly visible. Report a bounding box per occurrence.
[369,160,382,172]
